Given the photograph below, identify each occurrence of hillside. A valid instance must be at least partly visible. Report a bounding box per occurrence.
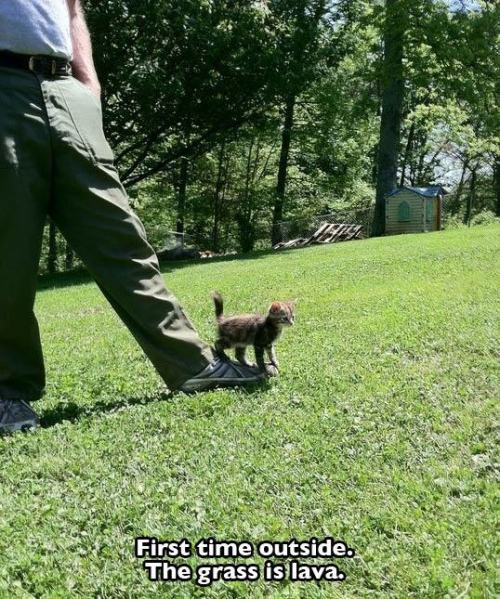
[1,226,498,597]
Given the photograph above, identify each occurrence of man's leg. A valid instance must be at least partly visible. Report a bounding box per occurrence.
[39,76,215,391]
[0,67,50,404]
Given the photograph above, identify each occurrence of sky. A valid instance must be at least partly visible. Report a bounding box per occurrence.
[447,0,482,11]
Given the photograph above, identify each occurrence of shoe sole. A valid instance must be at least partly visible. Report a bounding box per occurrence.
[180,375,266,393]
[0,419,39,434]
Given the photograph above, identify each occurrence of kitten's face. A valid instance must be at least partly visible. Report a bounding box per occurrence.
[268,301,296,326]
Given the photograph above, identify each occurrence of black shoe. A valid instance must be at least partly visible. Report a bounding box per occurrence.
[179,357,267,393]
[0,399,39,433]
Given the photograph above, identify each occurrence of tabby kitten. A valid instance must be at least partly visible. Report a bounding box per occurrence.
[212,292,295,375]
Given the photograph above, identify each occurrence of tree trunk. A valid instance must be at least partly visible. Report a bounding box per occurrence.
[464,167,476,226]
[65,243,74,271]
[212,143,226,252]
[451,158,469,216]
[47,220,57,274]
[415,144,427,185]
[400,120,415,186]
[176,155,188,237]
[238,137,256,253]
[219,158,230,253]
[495,156,500,217]
[271,95,295,245]
[372,0,406,237]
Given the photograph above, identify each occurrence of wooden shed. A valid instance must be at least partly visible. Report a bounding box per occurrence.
[385,186,445,235]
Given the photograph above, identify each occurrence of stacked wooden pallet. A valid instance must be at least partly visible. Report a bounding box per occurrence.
[273,222,363,250]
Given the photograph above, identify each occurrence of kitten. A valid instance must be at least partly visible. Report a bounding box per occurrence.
[212,291,295,375]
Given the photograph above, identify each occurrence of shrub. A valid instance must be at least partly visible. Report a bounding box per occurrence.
[470,210,500,227]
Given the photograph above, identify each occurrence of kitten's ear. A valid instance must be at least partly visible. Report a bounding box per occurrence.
[269,301,282,313]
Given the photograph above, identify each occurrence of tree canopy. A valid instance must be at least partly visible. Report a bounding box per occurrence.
[42,0,499,271]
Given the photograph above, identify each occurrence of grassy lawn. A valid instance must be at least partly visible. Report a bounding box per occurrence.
[1,225,498,598]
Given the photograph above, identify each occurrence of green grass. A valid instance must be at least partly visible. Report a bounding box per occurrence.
[1,226,498,598]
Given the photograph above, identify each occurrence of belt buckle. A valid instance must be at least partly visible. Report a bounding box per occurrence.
[28,56,59,76]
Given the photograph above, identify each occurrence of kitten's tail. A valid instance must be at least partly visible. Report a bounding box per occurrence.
[212,291,224,320]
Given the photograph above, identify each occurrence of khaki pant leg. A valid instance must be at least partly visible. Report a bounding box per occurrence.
[41,75,212,391]
[0,68,50,401]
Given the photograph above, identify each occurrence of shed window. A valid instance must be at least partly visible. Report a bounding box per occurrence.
[398,201,411,221]
[426,199,434,222]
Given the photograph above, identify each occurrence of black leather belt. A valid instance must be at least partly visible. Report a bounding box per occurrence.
[0,51,71,77]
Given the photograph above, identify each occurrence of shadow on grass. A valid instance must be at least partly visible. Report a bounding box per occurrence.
[39,381,270,428]
[39,393,172,427]
[37,247,291,292]
[158,247,286,272]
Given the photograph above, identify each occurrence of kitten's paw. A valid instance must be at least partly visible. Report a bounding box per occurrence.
[265,364,279,377]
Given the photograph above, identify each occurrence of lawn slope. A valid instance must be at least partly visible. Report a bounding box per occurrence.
[0,226,498,598]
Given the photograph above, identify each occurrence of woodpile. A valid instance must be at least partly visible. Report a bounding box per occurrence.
[158,247,238,262]
[157,246,201,261]
[273,222,364,250]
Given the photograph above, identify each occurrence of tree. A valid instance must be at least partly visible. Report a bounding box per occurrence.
[85,0,278,187]
[270,0,329,245]
[35,0,498,270]
[372,0,407,236]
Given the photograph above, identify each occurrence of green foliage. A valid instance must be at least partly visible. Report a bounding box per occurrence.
[445,209,499,229]
[85,0,279,186]
[443,213,466,229]
[3,226,498,596]
[399,0,499,194]
[129,181,177,250]
[39,0,499,264]
[470,210,500,227]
